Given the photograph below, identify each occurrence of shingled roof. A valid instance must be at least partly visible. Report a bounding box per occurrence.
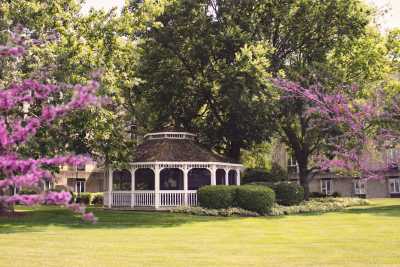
[133,134,237,163]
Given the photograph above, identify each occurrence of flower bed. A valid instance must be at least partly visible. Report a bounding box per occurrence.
[171,197,370,217]
[171,206,260,217]
[270,197,370,216]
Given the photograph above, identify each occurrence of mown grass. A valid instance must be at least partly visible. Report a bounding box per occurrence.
[0,199,399,267]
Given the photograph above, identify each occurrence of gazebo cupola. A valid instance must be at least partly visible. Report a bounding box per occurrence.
[104,128,243,209]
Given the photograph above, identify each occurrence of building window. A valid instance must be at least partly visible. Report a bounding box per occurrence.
[287,155,299,174]
[353,179,366,195]
[389,178,400,194]
[76,179,86,193]
[320,179,333,195]
[43,180,53,191]
[77,164,86,171]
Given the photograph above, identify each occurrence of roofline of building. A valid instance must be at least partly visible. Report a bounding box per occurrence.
[128,161,243,168]
[144,131,197,139]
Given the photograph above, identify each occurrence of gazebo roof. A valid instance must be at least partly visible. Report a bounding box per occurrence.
[133,130,238,163]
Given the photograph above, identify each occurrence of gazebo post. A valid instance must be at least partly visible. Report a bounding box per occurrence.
[108,166,113,208]
[183,168,188,205]
[225,169,229,185]
[154,164,160,209]
[211,165,216,185]
[131,167,135,208]
[236,169,241,185]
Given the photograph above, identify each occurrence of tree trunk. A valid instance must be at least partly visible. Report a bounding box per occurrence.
[298,169,310,200]
[0,188,13,214]
[227,140,241,162]
[297,155,310,200]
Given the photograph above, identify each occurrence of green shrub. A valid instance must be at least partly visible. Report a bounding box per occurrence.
[19,188,37,195]
[273,182,304,206]
[198,185,237,209]
[310,192,326,198]
[75,193,91,205]
[92,193,104,205]
[236,185,275,214]
[332,192,341,198]
[242,163,287,184]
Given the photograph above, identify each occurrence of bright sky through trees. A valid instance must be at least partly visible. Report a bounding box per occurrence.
[81,0,400,30]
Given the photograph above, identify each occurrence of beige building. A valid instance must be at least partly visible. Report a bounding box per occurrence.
[52,163,105,193]
[280,146,400,198]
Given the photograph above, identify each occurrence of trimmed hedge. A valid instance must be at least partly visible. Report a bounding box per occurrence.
[236,185,275,214]
[92,194,104,206]
[75,193,91,205]
[273,182,304,206]
[19,188,37,195]
[70,192,103,205]
[198,185,237,209]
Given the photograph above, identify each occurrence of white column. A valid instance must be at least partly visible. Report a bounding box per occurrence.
[225,169,229,185]
[236,169,241,185]
[131,167,135,208]
[184,168,189,205]
[108,166,113,208]
[154,165,160,209]
[211,165,216,185]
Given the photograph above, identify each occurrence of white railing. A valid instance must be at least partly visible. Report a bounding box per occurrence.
[112,191,131,207]
[187,191,197,206]
[108,191,198,208]
[133,191,155,207]
[159,191,185,206]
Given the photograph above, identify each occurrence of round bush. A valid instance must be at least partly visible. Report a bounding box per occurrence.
[273,182,304,206]
[236,185,275,214]
[198,185,237,209]
[75,193,91,205]
[92,194,104,205]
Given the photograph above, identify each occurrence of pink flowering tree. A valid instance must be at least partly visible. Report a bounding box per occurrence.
[0,30,98,223]
[272,77,395,190]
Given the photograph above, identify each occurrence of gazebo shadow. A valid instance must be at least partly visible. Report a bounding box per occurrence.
[342,204,400,217]
[0,207,242,234]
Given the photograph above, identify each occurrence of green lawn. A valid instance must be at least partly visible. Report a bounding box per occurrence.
[0,199,399,267]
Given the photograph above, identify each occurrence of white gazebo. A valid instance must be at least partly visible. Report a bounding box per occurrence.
[104,129,243,209]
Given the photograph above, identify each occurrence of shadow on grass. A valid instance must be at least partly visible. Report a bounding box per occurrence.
[0,206,239,234]
[343,204,400,217]
[2,201,399,234]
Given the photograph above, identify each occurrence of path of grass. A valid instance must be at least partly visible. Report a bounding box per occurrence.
[0,199,399,267]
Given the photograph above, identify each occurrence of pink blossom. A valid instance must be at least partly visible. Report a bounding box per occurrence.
[0,29,99,223]
[82,212,98,224]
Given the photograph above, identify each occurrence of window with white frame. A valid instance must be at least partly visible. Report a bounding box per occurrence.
[389,178,400,194]
[320,179,333,195]
[75,179,86,193]
[43,180,54,191]
[387,148,400,167]
[287,155,299,174]
[77,164,86,171]
[353,179,366,195]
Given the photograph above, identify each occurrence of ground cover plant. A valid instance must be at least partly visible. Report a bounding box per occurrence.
[174,197,369,217]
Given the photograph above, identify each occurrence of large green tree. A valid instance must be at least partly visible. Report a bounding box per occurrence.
[131,0,391,197]
[133,0,278,160]
[0,0,143,166]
